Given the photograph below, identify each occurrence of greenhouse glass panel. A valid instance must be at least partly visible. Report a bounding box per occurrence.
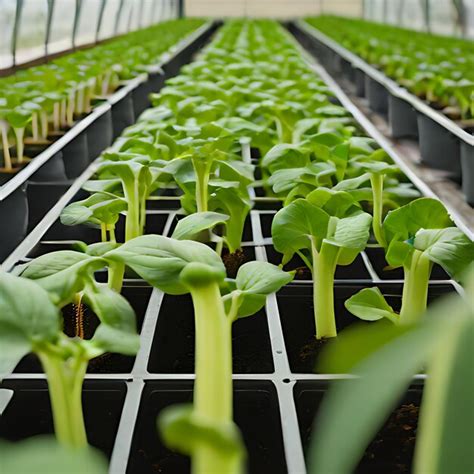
[0,0,16,69]
[141,0,155,27]
[75,0,101,46]
[128,0,142,31]
[430,0,456,36]
[48,0,76,55]
[98,0,121,40]
[116,0,133,34]
[152,0,164,23]
[467,1,474,39]
[401,0,425,31]
[15,0,48,64]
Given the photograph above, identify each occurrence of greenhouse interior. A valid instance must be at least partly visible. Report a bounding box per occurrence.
[0,0,473,473]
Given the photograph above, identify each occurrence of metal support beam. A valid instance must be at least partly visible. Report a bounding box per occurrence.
[45,0,55,56]
[72,0,83,48]
[95,0,108,42]
[11,0,24,67]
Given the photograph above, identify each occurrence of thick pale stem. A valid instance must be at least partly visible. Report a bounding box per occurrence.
[32,113,39,141]
[60,99,67,128]
[190,281,240,474]
[38,352,88,449]
[0,124,12,170]
[399,250,432,325]
[53,102,60,131]
[40,111,49,139]
[100,223,107,243]
[370,173,387,248]
[67,93,75,127]
[312,240,339,339]
[13,128,25,164]
[108,260,125,293]
[193,157,212,214]
[124,180,141,241]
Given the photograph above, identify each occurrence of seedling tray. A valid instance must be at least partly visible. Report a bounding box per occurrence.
[0,22,468,474]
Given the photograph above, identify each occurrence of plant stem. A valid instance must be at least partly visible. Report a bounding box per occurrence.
[124,180,141,241]
[108,260,125,293]
[38,352,88,449]
[0,123,12,170]
[40,110,49,139]
[32,113,39,141]
[100,223,107,242]
[13,128,25,164]
[193,157,211,213]
[189,281,241,474]
[53,102,60,131]
[312,240,339,339]
[399,250,432,325]
[370,173,387,248]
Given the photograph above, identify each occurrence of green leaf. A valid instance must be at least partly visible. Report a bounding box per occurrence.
[104,235,226,294]
[384,198,452,243]
[235,261,293,295]
[21,251,105,306]
[83,282,140,356]
[308,319,439,474]
[271,199,329,264]
[0,272,60,376]
[345,287,399,323]
[158,404,244,457]
[413,228,474,279]
[0,437,107,474]
[171,212,229,241]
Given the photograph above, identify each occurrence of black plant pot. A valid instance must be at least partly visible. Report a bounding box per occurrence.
[61,131,90,178]
[460,141,474,206]
[341,58,356,82]
[147,293,274,374]
[132,82,152,119]
[0,379,126,459]
[28,151,68,182]
[111,91,136,139]
[276,282,455,373]
[26,181,72,232]
[127,380,288,474]
[0,182,28,262]
[417,113,461,181]
[388,95,418,139]
[365,76,389,115]
[355,69,366,97]
[148,70,165,93]
[294,380,423,472]
[86,109,113,162]
[14,285,152,374]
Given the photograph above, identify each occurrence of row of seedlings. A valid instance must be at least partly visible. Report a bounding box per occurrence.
[1,19,473,473]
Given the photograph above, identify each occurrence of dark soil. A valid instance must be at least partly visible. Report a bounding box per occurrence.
[223,248,249,278]
[359,403,419,473]
[298,337,330,370]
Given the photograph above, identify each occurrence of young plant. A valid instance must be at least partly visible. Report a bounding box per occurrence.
[272,188,372,339]
[308,266,474,474]
[0,265,140,448]
[346,198,474,325]
[103,235,293,473]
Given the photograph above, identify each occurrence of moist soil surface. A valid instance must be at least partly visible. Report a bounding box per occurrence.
[223,248,250,278]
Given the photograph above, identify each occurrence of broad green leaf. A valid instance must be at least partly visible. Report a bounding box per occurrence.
[413,228,474,279]
[384,198,452,243]
[0,272,60,376]
[171,212,229,241]
[104,235,226,294]
[271,199,329,264]
[83,282,139,356]
[0,437,107,474]
[345,287,399,323]
[235,261,293,295]
[158,404,244,457]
